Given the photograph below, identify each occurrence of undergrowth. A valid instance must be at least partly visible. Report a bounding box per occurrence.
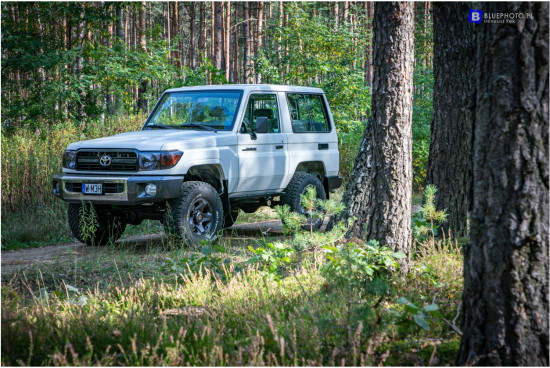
[2,190,464,366]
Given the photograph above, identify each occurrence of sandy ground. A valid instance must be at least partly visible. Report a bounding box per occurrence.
[2,205,421,276]
[1,220,284,276]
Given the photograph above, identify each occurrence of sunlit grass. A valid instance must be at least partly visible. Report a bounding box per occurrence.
[2,231,464,366]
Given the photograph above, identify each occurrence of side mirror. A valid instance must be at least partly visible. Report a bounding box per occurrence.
[255,116,268,134]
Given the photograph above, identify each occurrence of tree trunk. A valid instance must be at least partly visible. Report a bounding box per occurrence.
[333,2,339,29]
[225,1,231,81]
[425,2,473,238]
[137,2,148,112]
[243,2,252,83]
[457,2,549,365]
[214,1,223,71]
[171,1,179,68]
[337,2,415,272]
[189,3,196,69]
[199,2,206,61]
[232,3,239,82]
[364,2,374,86]
[256,1,264,83]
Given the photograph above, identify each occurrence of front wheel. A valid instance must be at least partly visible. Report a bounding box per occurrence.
[67,203,126,246]
[164,181,224,246]
[281,173,327,230]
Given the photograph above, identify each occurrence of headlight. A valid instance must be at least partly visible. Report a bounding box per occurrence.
[139,151,182,171]
[62,150,77,169]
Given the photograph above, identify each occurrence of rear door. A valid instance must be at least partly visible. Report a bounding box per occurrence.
[236,92,287,193]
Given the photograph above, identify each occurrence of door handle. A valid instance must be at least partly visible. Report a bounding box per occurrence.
[242,147,257,151]
[275,145,283,149]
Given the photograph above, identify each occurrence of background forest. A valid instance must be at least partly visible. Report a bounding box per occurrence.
[1,1,432,246]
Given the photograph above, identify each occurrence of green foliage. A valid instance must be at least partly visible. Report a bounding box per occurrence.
[392,296,443,334]
[78,202,99,244]
[321,240,406,294]
[273,205,307,235]
[412,185,448,242]
[161,244,231,278]
[248,242,294,281]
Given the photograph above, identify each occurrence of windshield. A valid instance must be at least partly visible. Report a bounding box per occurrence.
[145,91,243,131]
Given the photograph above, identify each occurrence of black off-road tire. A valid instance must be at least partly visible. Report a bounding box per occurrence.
[281,173,327,230]
[164,181,224,246]
[67,203,126,246]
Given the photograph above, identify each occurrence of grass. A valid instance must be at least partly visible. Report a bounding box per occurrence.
[2,224,464,366]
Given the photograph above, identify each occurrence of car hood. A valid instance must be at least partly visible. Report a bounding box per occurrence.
[67,130,236,151]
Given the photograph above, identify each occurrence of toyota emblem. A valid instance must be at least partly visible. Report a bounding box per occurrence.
[99,155,112,167]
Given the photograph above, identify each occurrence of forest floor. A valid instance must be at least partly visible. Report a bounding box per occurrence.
[1,220,283,276]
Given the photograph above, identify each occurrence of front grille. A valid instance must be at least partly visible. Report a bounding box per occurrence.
[65,182,125,194]
[76,150,138,172]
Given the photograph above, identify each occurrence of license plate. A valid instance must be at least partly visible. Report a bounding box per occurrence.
[83,183,102,194]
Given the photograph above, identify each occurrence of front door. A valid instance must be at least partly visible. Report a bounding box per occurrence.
[236,93,286,193]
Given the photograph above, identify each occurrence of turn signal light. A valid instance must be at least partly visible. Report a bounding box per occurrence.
[161,151,183,168]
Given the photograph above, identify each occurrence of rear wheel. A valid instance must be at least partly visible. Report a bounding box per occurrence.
[67,203,126,246]
[164,181,224,245]
[281,173,327,230]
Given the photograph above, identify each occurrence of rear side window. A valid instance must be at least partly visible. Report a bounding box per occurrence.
[287,94,330,133]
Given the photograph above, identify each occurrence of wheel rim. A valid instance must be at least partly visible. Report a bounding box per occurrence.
[188,197,213,237]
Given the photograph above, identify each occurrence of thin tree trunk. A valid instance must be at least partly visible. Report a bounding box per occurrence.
[137,2,148,112]
[425,2,473,238]
[334,2,339,29]
[232,3,239,82]
[199,2,206,61]
[214,1,223,71]
[457,2,549,365]
[337,2,415,272]
[225,1,231,81]
[189,3,196,68]
[244,2,252,83]
[256,1,264,83]
[171,2,179,68]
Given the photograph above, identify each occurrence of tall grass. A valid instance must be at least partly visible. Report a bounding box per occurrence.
[1,234,463,366]
[1,115,146,248]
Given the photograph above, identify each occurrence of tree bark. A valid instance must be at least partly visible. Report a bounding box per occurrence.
[243,2,252,83]
[457,2,549,366]
[214,1,223,71]
[199,2,206,61]
[137,1,148,112]
[256,1,264,83]
[364,2,374,86]
[225,1,231,81]
[425,2,473,238]
[337,2,415,272]
[171,1,179,68]
[189,3,196,69]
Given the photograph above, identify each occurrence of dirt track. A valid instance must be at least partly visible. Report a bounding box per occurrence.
[1,220,284,276]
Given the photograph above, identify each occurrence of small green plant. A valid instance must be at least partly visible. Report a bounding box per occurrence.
[79,202,99,244]
[274,204,307,235]
[392,296,442,334]
[322,240,406,292]
[162,243,231,278]
[248,242,294,281]
[412,185,448,242]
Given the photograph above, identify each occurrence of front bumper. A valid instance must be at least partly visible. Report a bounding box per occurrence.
[52,174,184,204]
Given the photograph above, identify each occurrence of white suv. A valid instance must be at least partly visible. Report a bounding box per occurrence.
[53,84,342,245]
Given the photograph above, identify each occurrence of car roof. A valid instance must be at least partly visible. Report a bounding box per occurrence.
[165,84,325,94]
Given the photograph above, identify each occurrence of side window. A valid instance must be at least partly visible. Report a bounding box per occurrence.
[240,93,280,134]
[287,94,330,133]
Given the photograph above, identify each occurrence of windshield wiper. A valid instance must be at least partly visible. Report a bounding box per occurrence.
[147,123,172,129]
[177,123,217,133]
